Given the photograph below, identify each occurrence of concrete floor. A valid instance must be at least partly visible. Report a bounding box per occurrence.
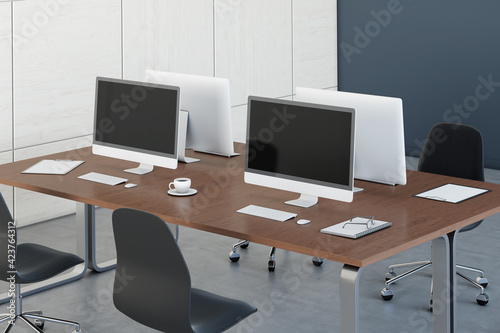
[2,162,500,332]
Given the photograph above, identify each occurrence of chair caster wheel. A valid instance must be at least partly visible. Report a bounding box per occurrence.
[381,288,393,300]
[385,271,396,281]
[240,241,249,249]
[268,260,275,272]
[429,299,433,311]
[312,257,323,266]
[34,319,45,329]
[229,252,240,262]
[476,293,489,306]
[476,276,488,288]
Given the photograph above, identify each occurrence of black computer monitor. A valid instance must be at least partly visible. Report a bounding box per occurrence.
[244,96,356,207]
[92,77,180,174]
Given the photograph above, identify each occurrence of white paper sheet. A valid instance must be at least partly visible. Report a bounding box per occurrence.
[415,183,489,203]
[22,160,84,175]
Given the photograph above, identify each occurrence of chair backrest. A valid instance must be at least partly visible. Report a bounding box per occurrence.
[418,123,484,231]
[0,192,16,282]
[418,123,484,181]
[112,208,195,333]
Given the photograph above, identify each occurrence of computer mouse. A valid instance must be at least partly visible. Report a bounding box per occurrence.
[297,219,311,225]
[125,183,137,188]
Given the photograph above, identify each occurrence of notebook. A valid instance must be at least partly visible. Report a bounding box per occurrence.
[320,217,391,239]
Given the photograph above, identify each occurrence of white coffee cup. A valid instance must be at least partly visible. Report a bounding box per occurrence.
[169,177,191,193]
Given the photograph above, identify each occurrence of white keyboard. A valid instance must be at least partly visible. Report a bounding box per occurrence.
[78,172,128,186]
[237,205,297,222]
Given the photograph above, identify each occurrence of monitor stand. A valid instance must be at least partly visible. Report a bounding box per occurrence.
[285,194,318,208]
[124,163,154,175]
[178,110,200,163]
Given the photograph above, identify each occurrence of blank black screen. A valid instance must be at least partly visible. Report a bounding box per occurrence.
[94,79,178,156]
[247,99,353,187]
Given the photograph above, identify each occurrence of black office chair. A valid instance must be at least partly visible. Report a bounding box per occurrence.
[381,123,489,306]
[112,208,257,333]
[0,192,83,332]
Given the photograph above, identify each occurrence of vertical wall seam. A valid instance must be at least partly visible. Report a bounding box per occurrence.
[291,0,294,98]
[121,0,124,79]
[10,0,15,214]
[213,0,216,77]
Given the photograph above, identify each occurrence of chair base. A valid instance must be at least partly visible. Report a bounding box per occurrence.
[0,312,81,333]
[229,240,324,271]
[381,260,489,305]
[0,285,82,333]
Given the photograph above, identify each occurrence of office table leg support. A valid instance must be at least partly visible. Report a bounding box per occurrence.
[340,264,363,333]
[77,203,116,272]
[431,231,457,333]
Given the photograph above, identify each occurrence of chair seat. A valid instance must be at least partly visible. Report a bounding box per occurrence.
[459,220,482,233]
[15,243,84,284]
[190,288,257,333]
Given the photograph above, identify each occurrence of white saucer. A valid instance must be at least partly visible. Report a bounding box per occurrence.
[168,188,197,196]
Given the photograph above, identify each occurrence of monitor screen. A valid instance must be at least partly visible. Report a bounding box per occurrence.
[295,88,406,186]
[245,96,355,206]
[93,77,179,173]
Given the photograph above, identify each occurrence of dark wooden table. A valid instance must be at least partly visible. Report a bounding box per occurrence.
[1,143,500,332]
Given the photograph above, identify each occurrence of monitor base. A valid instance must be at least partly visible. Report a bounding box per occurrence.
[285,194,319,208]
[124,163,154,175]
[194,149,240,158]
[180,156,201,164]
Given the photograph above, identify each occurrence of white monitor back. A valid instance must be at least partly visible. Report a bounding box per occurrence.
[295,88,406,185]
[145,70,235,157]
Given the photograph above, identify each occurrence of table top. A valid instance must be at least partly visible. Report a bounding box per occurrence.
[1,143,500,267]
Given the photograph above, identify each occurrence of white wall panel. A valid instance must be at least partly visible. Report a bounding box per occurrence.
[13,135,92,227]
[293,0,337,91]
[231,104,247,143]
[122,0,214,81]
[13,0,121,149]
[233,96,293,144]
[3,1,338,226]
[215,0,293,105]
[0,2,12,153]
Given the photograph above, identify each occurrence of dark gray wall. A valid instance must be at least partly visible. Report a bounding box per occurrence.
[338,1,500,168]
